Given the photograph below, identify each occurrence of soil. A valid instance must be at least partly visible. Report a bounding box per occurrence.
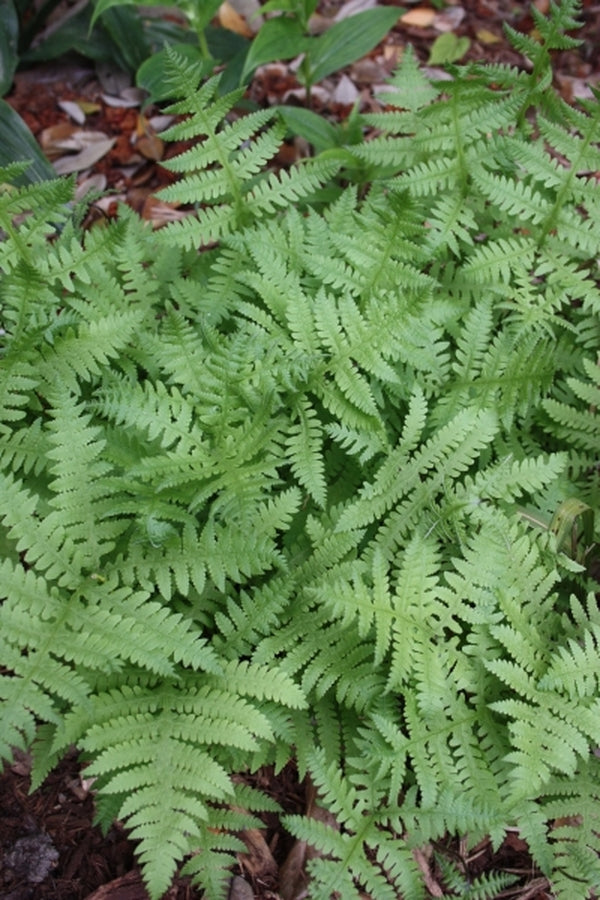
[2,1,600,898]
[0,748,552,900]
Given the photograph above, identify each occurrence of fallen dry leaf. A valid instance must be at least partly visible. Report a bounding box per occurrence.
[400,7,436,28]
[136,134,164,161]
[58,99,86,125]
[225,0,263,32]
[332,73,360,106]
[476,28,502,44]
[351,56,388,84]
[279,839,309,900]
[40,122,80,157]
[238,827,277,881]
[102,91,144,109]
[282,84,330,106]
[52,134,116,175]
[135,115,165,162]
[333,0,377,20]
[219,0,254,36]
[555,72,597,103]
[432,5,466,32]
[228,875,254,900]
[148,114,175,133]
[140,196,189,227]
[75,174,107,200]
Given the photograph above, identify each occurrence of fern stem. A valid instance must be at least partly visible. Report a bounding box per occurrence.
[0,215,28,261]
[538,101,600,247]
[451,90,468,195]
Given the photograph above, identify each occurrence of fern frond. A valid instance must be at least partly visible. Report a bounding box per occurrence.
[285,397,326,507]
[538,623,600,698]
[436,854,517,899]
[338,407,498,541]
[285,749,424,900]
[2,15,600,899]
[378,43,439,111]
[0,175,73,258]
[154,60,340,249]
[463,236,535,286]
[544,358,600,454]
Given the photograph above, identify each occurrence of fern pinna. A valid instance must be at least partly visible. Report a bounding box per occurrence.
[1,3,600,898]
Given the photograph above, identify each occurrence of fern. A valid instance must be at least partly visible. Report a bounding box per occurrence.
[436,854,518,899]
[1,3,600,898]
[155,50,341,249]
[544,356,600,455]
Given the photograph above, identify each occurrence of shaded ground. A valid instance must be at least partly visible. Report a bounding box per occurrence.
[2,2,600,898]
[0,749,554,900]
[5,1,600,224]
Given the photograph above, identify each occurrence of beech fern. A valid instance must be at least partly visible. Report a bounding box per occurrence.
[1,3,600,897]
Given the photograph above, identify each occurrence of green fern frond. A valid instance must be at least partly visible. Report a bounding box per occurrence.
[463,236,535,287]
[424,193,477,256]
[544,358,600,453]
[180,789,280,900]
[436,854,517,899]
[338,407,498,539]
[49,666,302,898]
[530,0,583,48]
[285,397,326,507]
[285,749,424,900]
[538,623,600,698]
[154,60,341,249]
[2,10,600,899]
[0,175,73,257]
[377,43,439,111]
[471,169,551,226]
[394,158,461,196]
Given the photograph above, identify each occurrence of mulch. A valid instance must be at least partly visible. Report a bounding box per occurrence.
[0,749,553,900]
[0,751,306,899]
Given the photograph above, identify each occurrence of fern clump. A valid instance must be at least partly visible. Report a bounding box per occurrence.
[1,2,600,898]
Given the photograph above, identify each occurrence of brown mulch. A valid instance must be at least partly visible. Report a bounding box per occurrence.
[0,752,306,900]
[2,2,600,898]
[0,749,139,900]
[0,750,554,900]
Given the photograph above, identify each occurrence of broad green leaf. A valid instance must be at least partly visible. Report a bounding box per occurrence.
[217,45,251,93]
[187,0,223,32]
[306,7,401,85]
[101,7,152,72]
[137,44,212,102]
[242,16,309,81]
[428,32,470,65]
[90,0,163,29]
[20,7,110,64]
[260,0,318,28]
[277,105,340,152]
[0,0,19,96]
[0,100,56,183]
[204,24,249,63]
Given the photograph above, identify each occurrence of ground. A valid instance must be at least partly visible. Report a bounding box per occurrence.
[1,1,600,898]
